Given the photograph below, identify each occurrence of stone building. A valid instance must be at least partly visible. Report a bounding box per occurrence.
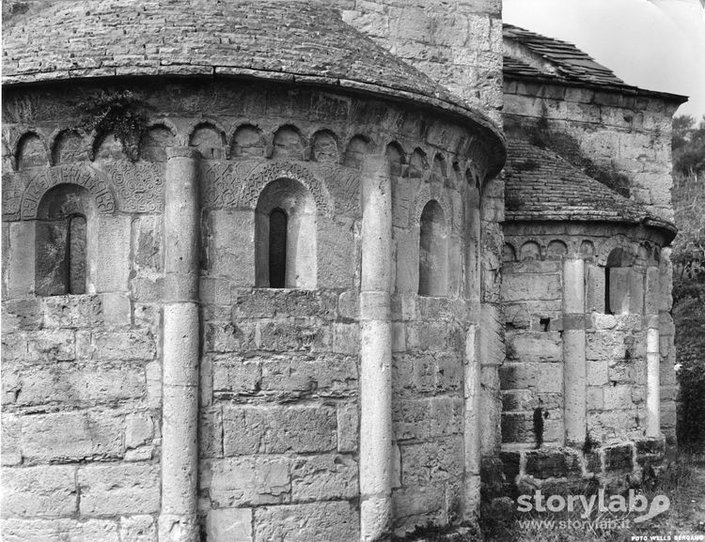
[0,1,685,541]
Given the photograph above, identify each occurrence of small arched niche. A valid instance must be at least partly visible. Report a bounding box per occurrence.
[407,148,428,179]
[52,130,87,165]
[190,123,226,159]
[93,132,124,162]
[418,200,448,297]
[17,132,47,170]
[231,125,265,159]
[386,142,405,177]
[272,126,305,160]
[520,241,541,261]
[140,125,176,162]
[344,135,369,170]
[546,240,568,260]
[311,130,338,163]
[35,184,97,296]
[255,178,317,289]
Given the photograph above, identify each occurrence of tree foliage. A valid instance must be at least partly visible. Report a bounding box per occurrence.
[671,114,705,450]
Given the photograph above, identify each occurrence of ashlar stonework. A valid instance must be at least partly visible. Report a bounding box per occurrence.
[1,1,686,541]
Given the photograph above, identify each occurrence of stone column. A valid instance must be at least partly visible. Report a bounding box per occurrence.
[463,185,482,517]
[359,154,393,542]
[563,257,586,446]
[159,147,200,542]
[646,315,661,437]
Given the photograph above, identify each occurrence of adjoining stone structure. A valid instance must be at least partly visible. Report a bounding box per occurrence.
[0,3,685,542]
[499,25,685,494]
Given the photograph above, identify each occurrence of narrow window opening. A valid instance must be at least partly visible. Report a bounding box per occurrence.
[539,318,550,332]
[269,208,287,288]
[68,214,87,294]
[604,267,612,314]
[418,200,448,296]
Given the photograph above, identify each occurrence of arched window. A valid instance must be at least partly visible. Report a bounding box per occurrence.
[605,248,634,315]
[255,179,316,289]
[35,184,95,296]
[418,200,448,296]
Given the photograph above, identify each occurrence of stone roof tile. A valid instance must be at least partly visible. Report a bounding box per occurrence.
[2,0,503,147]
[504,138,676,237]
[503,23,686,102]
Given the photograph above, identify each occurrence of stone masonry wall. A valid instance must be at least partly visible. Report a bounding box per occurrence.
[2,133,164,538]
[343,0,504,125]
[2,79,498,540]
[504,81,680,221]
[501,224,673,451]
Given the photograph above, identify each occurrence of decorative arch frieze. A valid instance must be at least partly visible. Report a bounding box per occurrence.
[20,164,116,219]
[242,161,333,216]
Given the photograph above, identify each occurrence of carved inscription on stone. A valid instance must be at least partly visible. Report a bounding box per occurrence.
[108,161,164,213]
[2,173,24,221]
[21,164,115,219]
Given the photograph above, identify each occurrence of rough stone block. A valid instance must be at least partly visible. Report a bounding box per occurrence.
[603,444,633,473]
[1,466,77,517]
[125,413,154,449]
[92,331,156,360]
[499,362,537,390]
[337,402,358,452]
[223,405,337,455]
[4,363,145,406]
[260,356,358,397]
[2,333,27,362]
[603,384,634,410]
[42,295,103,328]
[537,364,562,393]
[212,355,261,395]
[119,515,156,542]
[524,449,581,479]
[253,501,359,542]
[21,411,124,462]
[392,484,444,519]
[206,508,253,542]
[291,454,358,501]
[393,396,462,441]
[94,214,131,292]
[101,292,132,326]
[205,322,256,353]
[400,438,462,485]
[2,298,43,331]
[207,209,256,285]
[5,222,36,298]
[257,320,329,352]
[26,329,75,362]
[78,463,160,516]
[506,331,561,362]
[0,518,119,542]
[202,457,290,507]
[502,273,561,303]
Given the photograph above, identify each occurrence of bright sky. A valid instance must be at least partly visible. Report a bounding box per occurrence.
[503,0,705,120]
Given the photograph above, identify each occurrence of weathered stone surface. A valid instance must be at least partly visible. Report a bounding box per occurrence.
[26,329,75,362]
[506,331,562,362]
[524,449,581,479]
[1,518,120,542]
[206,508,253,542]
[202,457,290,507]
[92,331,156,361]
[223,405,337,455]
[1,466,77,518]
[21,411,124,462]
[393,396,463,441]
[119,515,156,542]
[3,363,145,406]
[400,438,463,485]
[78,463,159,516]
[291,454,358,501]
[254,501,359,542]
[42,295,103,328]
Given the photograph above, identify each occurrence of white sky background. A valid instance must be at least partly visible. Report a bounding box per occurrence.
[503,0,705,120]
